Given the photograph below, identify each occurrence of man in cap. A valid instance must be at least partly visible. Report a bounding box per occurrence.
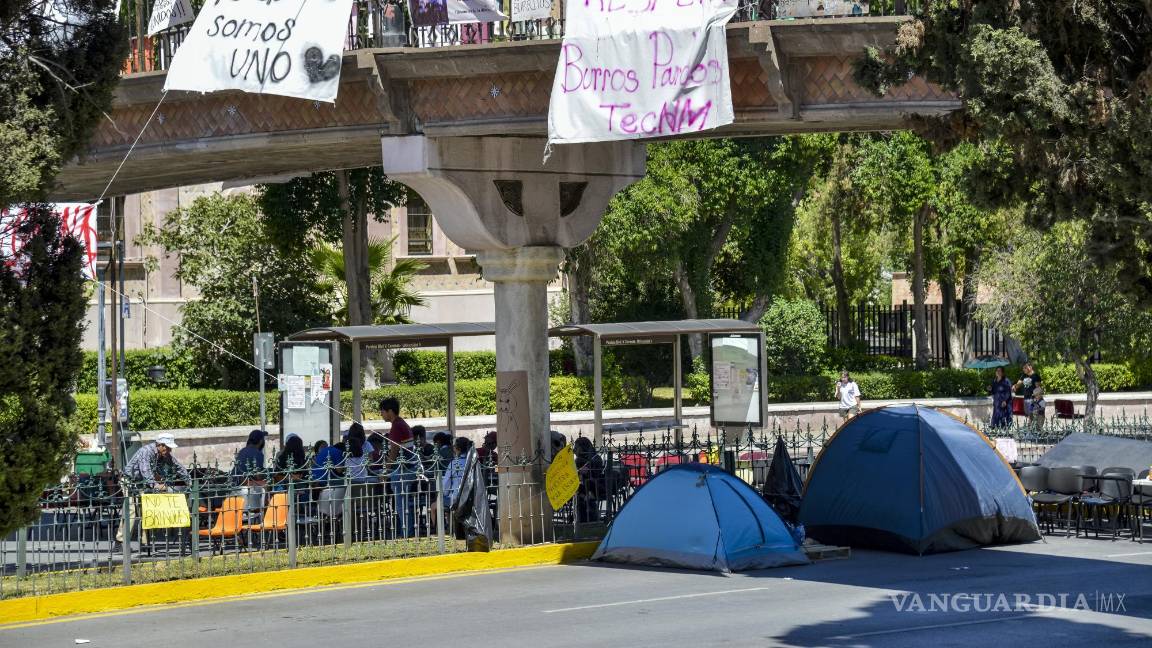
[115,433,190,551]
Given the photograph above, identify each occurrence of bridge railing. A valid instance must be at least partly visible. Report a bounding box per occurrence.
[121,0,921,75]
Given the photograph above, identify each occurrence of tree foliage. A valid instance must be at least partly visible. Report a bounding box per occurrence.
[976,222,1150,419]
[0,0,127,204]
[310,237,427,325]
[855,1,1152,303]
[139,194,329,389]
[759,297,827,376]
[0,208,86,536]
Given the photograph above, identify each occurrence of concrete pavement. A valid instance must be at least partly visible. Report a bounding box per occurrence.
[4,536,1152,647]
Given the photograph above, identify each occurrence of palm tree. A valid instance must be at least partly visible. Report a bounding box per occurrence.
[311,236,427,326]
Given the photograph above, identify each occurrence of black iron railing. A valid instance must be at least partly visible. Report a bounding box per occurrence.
[121,0,923,74]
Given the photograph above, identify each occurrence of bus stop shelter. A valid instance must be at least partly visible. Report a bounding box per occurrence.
[549,319,764,443]
[287,322,495,433]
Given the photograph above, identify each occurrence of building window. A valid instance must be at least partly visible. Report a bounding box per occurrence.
[96,197,125,244]
[406,193,433,256]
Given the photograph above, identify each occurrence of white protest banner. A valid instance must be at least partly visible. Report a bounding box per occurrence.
[547,0,738,146]
[1,204,98,279]
[448,0,507,24]
[511,0,551,21]
[164,0,355,103]
[147,0,195,36]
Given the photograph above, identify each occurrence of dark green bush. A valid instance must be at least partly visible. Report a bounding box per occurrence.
[759,298,827,375]
[77,348,201,392]
[392,349,576,384]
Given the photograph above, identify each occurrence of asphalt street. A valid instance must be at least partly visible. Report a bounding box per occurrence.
[4,536,1152,648]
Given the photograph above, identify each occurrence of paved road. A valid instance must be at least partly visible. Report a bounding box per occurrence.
[4,537,1152,647]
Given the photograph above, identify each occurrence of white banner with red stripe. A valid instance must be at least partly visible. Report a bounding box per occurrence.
[1,204,99,278]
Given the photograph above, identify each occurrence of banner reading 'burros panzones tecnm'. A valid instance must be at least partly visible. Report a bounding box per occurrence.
[547,0,738,146]
[164,0,355,103]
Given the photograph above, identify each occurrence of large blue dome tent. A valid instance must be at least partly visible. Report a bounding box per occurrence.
[799,405,1040,554]
[593,464,809,572]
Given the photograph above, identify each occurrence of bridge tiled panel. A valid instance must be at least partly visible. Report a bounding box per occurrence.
[799,56,952,105]
[729,59,776,110]
[89,82,386,149]
[410,71,552,123]
[410,60,779,124]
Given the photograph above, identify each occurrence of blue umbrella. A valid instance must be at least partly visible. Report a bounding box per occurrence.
[963,356,1011,370]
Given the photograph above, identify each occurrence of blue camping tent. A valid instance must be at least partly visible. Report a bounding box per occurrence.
[800,405,1040,554]
[593,464,809,572]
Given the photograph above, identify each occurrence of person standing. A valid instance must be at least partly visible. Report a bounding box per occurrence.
[115,433,189,551]
[834,372,861,419]
[990,366,1014,428]
[380,397,417,537]
[1014,363,1044,424]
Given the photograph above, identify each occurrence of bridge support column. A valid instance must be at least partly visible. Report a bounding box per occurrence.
[381,135,645,545]
[477,246,566,544]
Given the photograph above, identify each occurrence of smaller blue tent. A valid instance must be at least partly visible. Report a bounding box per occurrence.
[593,464,809,572]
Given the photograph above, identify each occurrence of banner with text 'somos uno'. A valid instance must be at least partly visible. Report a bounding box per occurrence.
[164,0,355,103]
[547,0,738,146]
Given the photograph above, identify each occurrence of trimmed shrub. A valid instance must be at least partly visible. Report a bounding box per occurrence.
[759,298,827,375]
[392,349,576,384]
[77,348,201,392]
[66,389,274,434]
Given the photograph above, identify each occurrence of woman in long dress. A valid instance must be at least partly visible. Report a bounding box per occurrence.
[990,366,1014,428]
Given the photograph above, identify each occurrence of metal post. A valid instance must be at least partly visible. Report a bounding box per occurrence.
[109,241,122,470]
[117,238,126,373]
[189,479,200,562]
[673,335,683,445]
[15,528,27,578]
[257,339,267,433]
[121,495,132,584]
[446,338,456,435]
[352,340,362,423]
[435,463,446,554]
[593,335,603,445]
[96,266,107,448]
[287,480,298,568]
[342,472,352,550]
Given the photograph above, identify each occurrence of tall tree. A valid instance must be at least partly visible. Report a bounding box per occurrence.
[583,138,820,363]
[977,222,1149,420]
[139,194,329,389]
[0,208,86,536]
[855,1,1152,305]
[0,0,127,205]
[259,168,409,327]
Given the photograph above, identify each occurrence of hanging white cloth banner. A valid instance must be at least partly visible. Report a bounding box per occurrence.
[547,0,738,146]
[448,0,507,24]
[164,0,355,103]
[147,0,194,36]
[1,204,99,279]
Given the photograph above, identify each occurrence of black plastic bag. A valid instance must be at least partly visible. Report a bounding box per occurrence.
[450,447,493,552]
[763,436,804,524]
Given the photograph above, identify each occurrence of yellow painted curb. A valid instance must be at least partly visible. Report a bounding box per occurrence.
[0,541,599,625]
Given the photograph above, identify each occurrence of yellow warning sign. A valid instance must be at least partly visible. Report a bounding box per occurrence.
[546,445,580,510]
[141,493,191,530]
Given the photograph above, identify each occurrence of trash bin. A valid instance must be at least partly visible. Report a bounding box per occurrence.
[75,450,111,475]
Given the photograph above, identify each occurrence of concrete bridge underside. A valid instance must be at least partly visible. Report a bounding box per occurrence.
[53,17,957,201]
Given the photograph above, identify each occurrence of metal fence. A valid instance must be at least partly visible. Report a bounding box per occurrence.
[121,0,924,74]
[4,409,1149,601]
[820,302,1007,368]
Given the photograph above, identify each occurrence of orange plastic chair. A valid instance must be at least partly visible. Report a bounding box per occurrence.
[198,496,245,540]
[245,492,289,533]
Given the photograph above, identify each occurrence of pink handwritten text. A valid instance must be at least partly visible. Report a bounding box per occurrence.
[600,98,713,135]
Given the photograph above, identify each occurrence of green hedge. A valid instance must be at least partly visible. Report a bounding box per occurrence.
[392,349,576,384]
[690,363,1143,405]
[77,348,201,392]
[65,376,627,433]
